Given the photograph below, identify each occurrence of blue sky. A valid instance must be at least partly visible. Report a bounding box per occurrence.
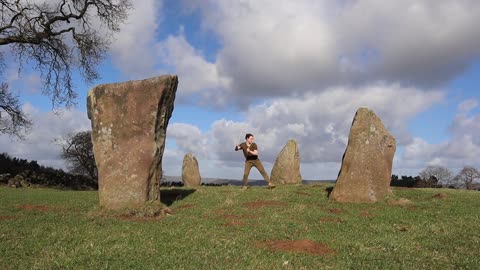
[1,0,480,180]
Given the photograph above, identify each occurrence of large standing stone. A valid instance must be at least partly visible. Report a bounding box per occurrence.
[182,153,201,188]
[270,139,302,184]
[87,75,178,210]
[329,108,396,203]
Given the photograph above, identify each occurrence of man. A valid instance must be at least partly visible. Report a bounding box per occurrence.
[235,133,276,189]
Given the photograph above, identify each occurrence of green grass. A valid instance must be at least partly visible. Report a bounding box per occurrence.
[1,185,479,269]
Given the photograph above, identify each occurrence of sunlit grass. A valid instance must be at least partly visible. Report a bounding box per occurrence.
[0,185,479,269]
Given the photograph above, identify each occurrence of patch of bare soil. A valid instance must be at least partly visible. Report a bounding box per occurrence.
[395,225,409,232]
[177,204,195,209]
[243,200,288,209]
[0,216,16,221]
[295,191,312,196]
[359,211,374,218]
[390,198,413,206]
[257,239,335,256]
[16,204,52,212]
[326,208,346,214]
[319,217,343,223]
[433,193,448,199]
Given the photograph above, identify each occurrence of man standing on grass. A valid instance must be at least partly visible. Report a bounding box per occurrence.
[235,133,276,190]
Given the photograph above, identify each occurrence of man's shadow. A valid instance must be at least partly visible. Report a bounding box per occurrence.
[160,189,196,206]
[325,186,334,198]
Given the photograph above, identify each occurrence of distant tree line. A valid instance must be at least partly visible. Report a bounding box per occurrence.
[0,153,96,190]
[391,165,480,190]
[3,130,480,191]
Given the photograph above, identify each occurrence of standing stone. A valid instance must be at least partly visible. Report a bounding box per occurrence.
[87,75,178,210]
[182,153,201,188]
[329,108,396,203]
[270,139,302,184]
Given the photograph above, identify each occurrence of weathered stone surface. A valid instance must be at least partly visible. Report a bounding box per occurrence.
[329,108,396,203]
[182,153,201,188]
[270,139,302,184]
[87,75,178,210]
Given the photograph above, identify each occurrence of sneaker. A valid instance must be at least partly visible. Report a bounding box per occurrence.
[241,186,248,190]
[268,183,276,189]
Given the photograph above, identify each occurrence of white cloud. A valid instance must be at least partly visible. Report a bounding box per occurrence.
[181,0,480,99]
[457,99,478,114]
[401,99,480,173]
[166,84,444,179]
[0,103,91,169]
[167,123,208,157]
[109,0,161,79]
[105,0,480,110]
[156,30,231,105]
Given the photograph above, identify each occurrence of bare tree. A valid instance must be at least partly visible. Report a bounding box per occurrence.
[60,130,97,181]
[0,0,132,137]
[0,83,31,138]
[419,165,453,187]
[453,166,480,190]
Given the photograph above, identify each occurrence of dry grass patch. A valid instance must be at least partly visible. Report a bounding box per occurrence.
[0,215,16,221]
[16,204,53,212]
[433,193,448,199]
[243,200,287,209]
[257,239,335,256]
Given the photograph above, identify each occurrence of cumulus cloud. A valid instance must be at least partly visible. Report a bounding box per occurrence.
[181,0,480,99]
[212,84,444,163]
[109,0,161,79]
[167,84,444,179]
[402,99,480,173]
[107,0,479,108]
[167,123,209,157]
[156,30,231,105]
[0,103,91,169]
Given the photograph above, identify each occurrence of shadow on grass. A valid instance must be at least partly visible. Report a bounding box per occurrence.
[325,187,334,198]
[160,189,196,206]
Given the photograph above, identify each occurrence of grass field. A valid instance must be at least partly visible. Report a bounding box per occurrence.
[1,185,479,269]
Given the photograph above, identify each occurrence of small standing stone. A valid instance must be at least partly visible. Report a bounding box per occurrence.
[270,139,302,185]
[182,153,201,188]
